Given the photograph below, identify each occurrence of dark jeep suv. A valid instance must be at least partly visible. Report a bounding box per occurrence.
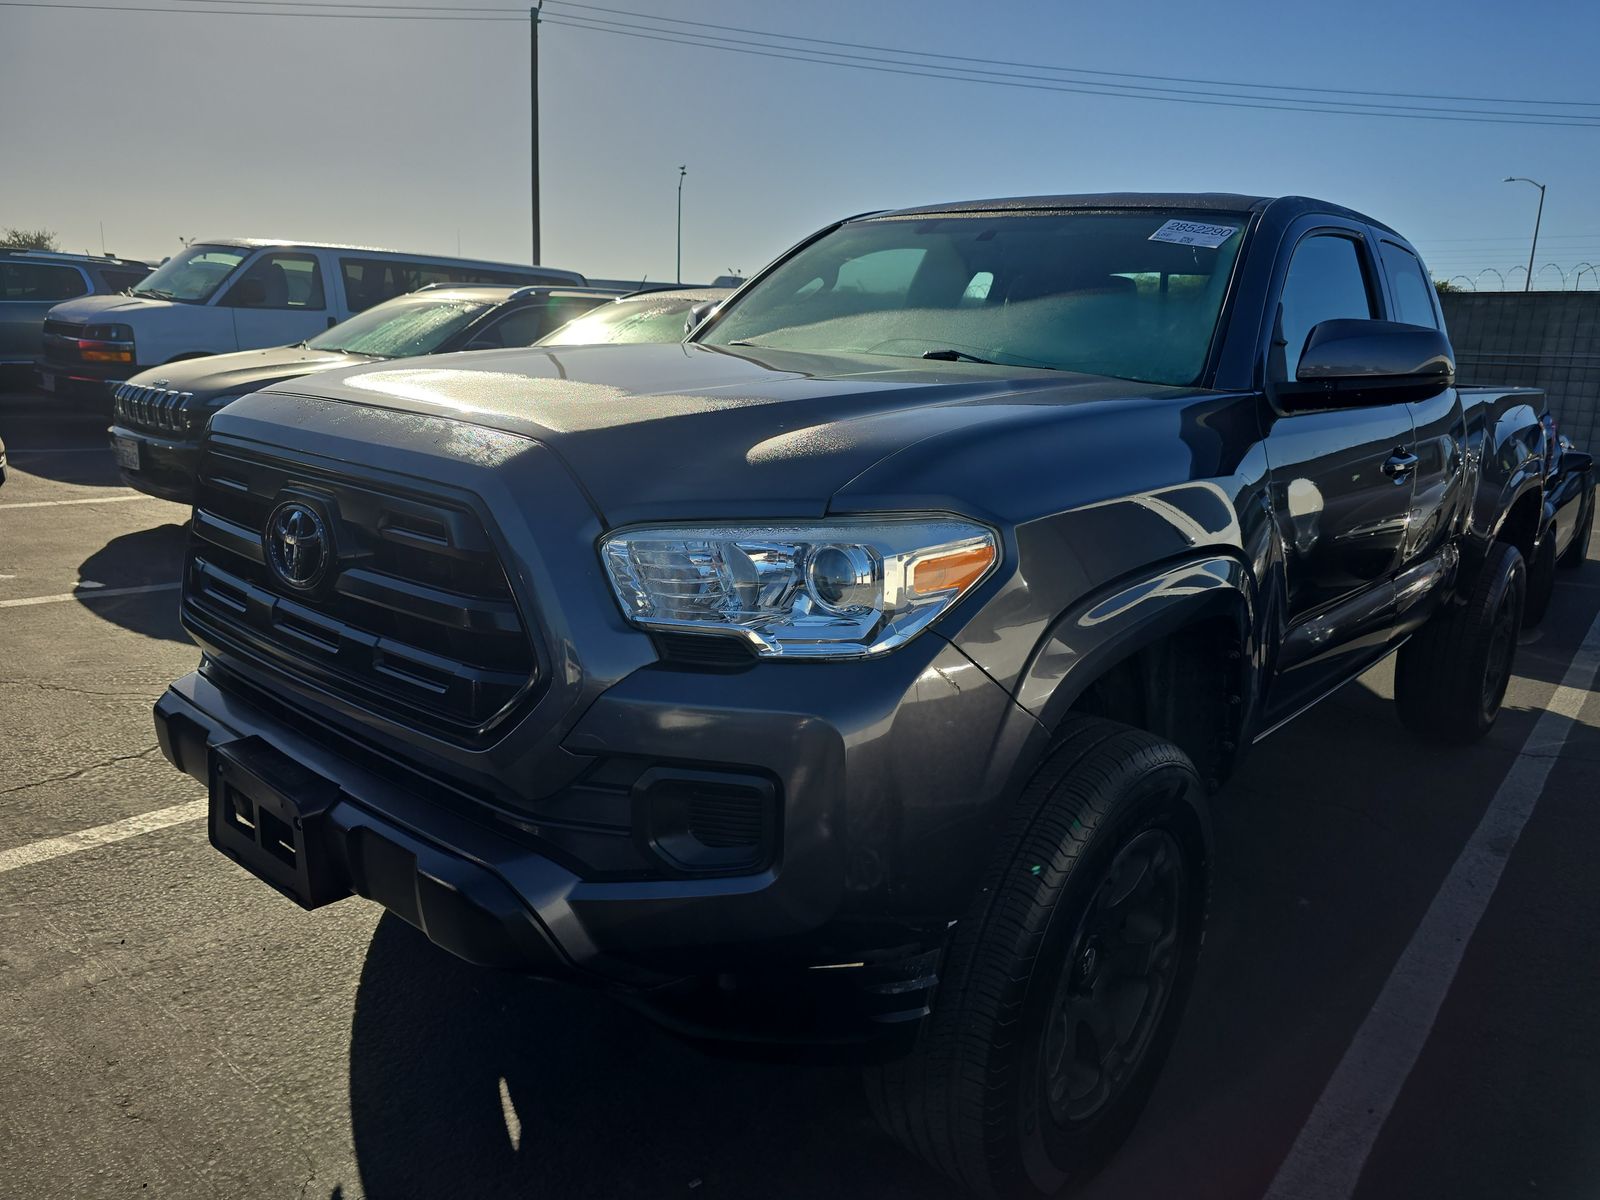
[109,284,618,502]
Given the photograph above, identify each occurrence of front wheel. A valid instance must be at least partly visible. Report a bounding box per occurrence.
[866,717,1208,1199]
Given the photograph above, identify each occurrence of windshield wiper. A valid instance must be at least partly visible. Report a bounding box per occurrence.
[921,348,1000,365]
[136,287,176,300]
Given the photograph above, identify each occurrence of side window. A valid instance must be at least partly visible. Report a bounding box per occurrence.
[466,305,547,350]
[1276,234,1376,379]
[834,248,927,297]
[340,259,412,311]
[0,263,89,301]
[224,252,326,310]
[468,300,602,349]
[1379,243,1441,330]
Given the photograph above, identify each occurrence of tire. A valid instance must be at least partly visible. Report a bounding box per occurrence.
[865,716,1208,1199]
[1394,540,1525,744]
[1558,480,1594,570]
[1522,529,1557,629]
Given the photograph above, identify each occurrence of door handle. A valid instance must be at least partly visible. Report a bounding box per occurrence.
[1383,450,1420,479]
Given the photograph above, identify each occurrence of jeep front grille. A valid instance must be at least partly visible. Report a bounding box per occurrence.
[115,381,196,434]
[183,446,539,741]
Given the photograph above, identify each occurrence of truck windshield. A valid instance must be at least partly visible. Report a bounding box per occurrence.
[307,294,493,357]
[131,244,252,304]
[699,210,1248,386]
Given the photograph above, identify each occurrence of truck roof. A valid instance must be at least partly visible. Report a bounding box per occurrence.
[872,192,1401,237]
[186,238,587,279]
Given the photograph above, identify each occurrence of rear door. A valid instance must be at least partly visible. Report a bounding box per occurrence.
[1376,238,1467,634]
[220,249,332,350]
[0,261,89,364]
[1260,222,1418,723]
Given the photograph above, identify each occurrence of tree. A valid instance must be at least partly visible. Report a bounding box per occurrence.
[1434,278,1463,294]
[0,227,60,251]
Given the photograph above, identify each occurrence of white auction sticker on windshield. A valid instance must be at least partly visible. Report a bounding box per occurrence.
[1148,219,1238,248]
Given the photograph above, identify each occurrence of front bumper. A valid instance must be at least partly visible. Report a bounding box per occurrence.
[155,635,1037,1004]
[37,360,132,399]
[108,422,200,503]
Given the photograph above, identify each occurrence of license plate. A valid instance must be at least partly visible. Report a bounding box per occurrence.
[112,435,141,471]
[38,373,55,393]
[210,738,346,909]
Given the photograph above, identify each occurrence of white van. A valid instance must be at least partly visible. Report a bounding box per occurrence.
[37,238,586,396]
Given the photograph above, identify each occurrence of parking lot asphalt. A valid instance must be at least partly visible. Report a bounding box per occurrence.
[2,385,1598,1200]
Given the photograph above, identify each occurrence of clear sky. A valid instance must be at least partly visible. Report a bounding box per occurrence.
[3,0,1599,288]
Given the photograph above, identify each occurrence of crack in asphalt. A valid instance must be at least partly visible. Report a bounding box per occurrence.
[0,679,155,702]
[0,746,161,797]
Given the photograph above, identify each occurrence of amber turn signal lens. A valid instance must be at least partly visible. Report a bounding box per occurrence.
[78,340,132,364]
[912,542,996,595]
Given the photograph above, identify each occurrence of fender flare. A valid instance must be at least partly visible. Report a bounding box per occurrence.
[1014,552,1260,742]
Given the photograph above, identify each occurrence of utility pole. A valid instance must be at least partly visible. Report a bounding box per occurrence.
[530,2,543,265]
[1504,176,1546,293]
[676,165,687,284]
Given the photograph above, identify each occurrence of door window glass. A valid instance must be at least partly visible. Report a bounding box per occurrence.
[1379,243,1441,330]
[1277,235,1376,379]
[224,252,326,310]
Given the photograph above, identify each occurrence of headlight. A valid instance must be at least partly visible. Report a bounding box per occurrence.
[600,518,998,658]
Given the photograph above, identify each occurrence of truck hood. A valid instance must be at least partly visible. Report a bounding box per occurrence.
[254,342,1192,523]
[128,343,372,401]
[47,293,185,322]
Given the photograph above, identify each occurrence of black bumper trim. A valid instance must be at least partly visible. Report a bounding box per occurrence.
[156,687,577,976]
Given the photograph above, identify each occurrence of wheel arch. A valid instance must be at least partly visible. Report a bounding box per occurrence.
[1011,553,1260,792]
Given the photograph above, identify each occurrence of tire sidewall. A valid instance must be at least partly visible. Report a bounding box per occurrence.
[1010,764,1207,1196]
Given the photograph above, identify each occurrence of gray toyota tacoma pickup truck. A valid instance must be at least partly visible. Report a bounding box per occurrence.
[154,193,1574,1197]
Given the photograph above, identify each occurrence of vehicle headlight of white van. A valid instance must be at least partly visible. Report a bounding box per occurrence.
[600,518,998,658]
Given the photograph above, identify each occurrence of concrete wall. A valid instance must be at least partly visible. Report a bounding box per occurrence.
[1441,292,1600,450]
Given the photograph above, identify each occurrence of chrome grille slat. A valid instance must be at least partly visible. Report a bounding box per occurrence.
[114,382,196,435]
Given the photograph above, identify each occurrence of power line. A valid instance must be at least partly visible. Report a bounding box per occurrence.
[543,0,1600,111]
[539,11,1600,122]
[10,0,1600,129]
[537,13,1600,128]
[153,0,1600,112]
[0,0,522,18]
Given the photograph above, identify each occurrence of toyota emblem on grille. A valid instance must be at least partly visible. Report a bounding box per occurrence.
[264,501,332,590]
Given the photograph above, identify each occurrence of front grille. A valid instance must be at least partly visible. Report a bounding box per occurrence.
[115,381,196,435]
[184,445,540,742]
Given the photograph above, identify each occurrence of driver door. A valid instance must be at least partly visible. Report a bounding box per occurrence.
[1260,227,1418,724]
[221,250,332,351]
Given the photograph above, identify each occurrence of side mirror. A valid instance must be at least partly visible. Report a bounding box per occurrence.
[1561,449,1594,477]
[1280,319,1455,411]
[684,301,719,335]
[228,277,266,308]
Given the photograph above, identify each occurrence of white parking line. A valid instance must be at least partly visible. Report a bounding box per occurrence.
[0,582,181,608]
[0,494,157,510]
[1264,606,1600,1200]
[0,800,206,876]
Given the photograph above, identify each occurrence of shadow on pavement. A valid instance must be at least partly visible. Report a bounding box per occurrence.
[347,914,956,1200]
[74,522,190,642]
[0,388,122,489]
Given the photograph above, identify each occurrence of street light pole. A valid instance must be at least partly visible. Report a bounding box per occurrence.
[676,165,687,284]
[530,2,543,266]
[1504,176,1546,293]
